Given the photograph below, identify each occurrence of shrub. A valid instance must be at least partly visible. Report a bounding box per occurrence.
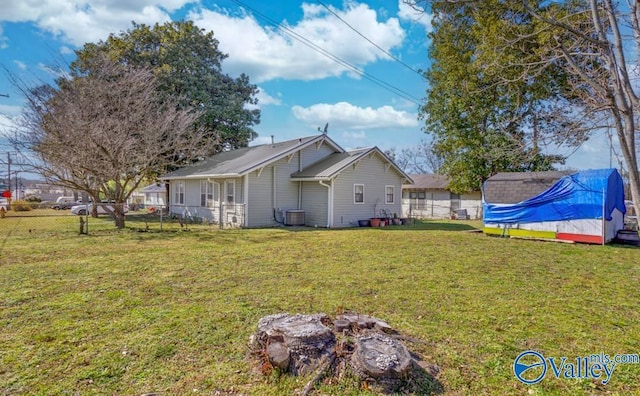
[25,194,42,202]
[11,200,32,211]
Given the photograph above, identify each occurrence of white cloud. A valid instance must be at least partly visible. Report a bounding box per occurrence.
[13,60,27,70]
[291,101,418,130]
[189,2,405,82]
[0,110,20,140]
[0,1,197,47]
[256,88,281,106]
[59,46,74,55]
[244,87,281,111]
[37,63,68,79]
[398,0,433,32]
[0,25,7,49]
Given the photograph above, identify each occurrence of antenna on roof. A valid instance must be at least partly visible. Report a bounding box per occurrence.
[318,123,328,134]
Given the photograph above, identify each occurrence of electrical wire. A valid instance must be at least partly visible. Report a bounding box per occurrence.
[227,0,424,105]
[316,0,425,79]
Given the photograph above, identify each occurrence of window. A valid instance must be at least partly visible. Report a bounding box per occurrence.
[226,180,235,204]
[385,185,395,204]
[410,191,417,199]
[200,181,214,207]
[174,181,185,205]
[354,184,364,204]
[418,191,426,199]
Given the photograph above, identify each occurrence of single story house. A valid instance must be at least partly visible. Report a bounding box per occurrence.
[161,134,413,228]
[140,184,167,207]
[402,174,482,219]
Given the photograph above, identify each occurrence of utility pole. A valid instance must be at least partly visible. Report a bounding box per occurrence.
[7,153,10,198]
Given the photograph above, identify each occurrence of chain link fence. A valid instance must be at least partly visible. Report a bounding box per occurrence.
[0,203,247,241]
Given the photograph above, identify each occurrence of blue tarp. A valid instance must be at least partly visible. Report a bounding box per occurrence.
[483,169,626,224]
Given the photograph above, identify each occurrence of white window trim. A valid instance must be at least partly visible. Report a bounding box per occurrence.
[354,183,364,204]
[213,182,221,208]
[385,185,395,204]
[200,180,214,207]
[226,180,236,204]
[174,181,185,205]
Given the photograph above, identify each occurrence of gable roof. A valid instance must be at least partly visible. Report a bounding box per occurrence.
[403,173,450,190]
[162,134,344,180]
[290,147,413,183]
[483,170,573,204]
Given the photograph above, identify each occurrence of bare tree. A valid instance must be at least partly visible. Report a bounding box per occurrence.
[9,56,203,228]
[520,0,640,216]
[385,140,444,174]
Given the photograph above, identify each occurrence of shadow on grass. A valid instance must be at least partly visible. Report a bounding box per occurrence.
[279,220,481,233]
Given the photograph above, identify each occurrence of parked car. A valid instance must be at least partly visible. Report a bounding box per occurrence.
[70,203,129,216]
[53,196,83,210]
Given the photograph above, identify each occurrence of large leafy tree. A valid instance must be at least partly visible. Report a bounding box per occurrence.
[414,0,640,215]
[417,1,575,193]
[72,21,260,157]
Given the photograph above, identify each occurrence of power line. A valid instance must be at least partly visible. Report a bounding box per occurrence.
[228,0,424,105]
[317,0,425,79]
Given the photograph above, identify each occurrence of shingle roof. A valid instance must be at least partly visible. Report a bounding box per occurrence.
[403,174,450,190]
[161,135,343,179]
[290,148,369,180]
[290,147,413,182]
[483,170,573,204]
[486,170,573,182]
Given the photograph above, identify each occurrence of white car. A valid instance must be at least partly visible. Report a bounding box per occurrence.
[70,203,129,216]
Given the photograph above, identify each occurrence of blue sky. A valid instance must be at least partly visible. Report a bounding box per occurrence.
[0,0,614,176]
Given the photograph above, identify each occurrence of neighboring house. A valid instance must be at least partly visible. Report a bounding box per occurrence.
[140,184,167,207]
[402,174,482,219]
[160,134,412,228]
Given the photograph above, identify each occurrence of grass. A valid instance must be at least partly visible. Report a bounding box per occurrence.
[1,215,639,395]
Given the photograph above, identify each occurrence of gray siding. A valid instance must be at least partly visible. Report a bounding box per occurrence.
[246,152,308,227]
[299,140,337,169]
[332,152,403,227]
[169,178,244,225]
[247,166,275,227]
[301,181,329,227]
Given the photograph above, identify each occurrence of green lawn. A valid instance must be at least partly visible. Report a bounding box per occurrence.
[1,217,639,395]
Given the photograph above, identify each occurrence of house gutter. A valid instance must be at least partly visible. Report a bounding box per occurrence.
[319,180,332,228]
[244,174,249,227]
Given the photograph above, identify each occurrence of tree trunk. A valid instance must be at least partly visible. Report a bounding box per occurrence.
[114,208,126,229]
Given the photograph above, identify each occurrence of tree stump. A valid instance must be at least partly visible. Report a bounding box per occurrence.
[251,313,428,393]
[350,333,412,380]
[254,313,335,375]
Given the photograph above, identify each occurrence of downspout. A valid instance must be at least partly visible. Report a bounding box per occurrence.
[244,174,249,228]
[319,180,332,228]
[273,166,283,224]
[298,151,302,209]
